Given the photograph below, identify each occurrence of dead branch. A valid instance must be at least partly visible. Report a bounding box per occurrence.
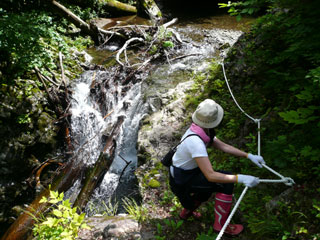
[170,53,202,62]
[116,37,144,67]
[57,52,66,90]
[163,18,178,28]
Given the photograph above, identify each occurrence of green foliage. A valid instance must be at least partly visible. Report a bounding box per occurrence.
[218,0,272,20]
[122,197,148,222]
[0,9,93,83]
[163,41,174,49]
[155,219,184,239]
[102,198,119,216]
[30,190,90,240]
[155,223,166,240]
[196,227,217,240]
[164,219,183,232]
[145,26,176,56]
[0,10,56,79]
[17,113,31,124]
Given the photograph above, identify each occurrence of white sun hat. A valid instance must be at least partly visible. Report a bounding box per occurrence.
[192,99,224,128]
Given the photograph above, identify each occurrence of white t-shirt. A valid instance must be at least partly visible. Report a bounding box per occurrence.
[172,128,208,170]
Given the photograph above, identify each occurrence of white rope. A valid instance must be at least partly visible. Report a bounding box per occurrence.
[221,62,262,155]
[221,63,260,123]
[262,163,285,179]
[216,62,294,239]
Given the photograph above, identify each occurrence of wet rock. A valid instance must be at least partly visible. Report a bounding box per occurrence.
[138,80,193,162]
[78,215,141,240]
[265,187,294,212]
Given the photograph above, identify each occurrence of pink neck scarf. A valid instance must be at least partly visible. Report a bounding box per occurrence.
[190,123,210,144]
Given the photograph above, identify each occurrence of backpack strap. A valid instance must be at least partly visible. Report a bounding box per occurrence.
[173,134,201,150]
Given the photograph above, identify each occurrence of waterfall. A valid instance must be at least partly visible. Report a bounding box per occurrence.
[68,69,148,215]
[67,16,245,215]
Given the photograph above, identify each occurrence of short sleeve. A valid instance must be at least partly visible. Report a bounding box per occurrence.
[185,136,208,158]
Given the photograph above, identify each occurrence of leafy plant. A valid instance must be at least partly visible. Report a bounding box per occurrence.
[0,9,92,83]
[163,41,174,49]
[164,219,183,232]
[102,198,119,216]
[122,197,148,222]
[30,190,90,240]
[196,227,217,240]
[218,0,272,20]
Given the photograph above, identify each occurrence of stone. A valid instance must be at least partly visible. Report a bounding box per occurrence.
[78,215,140,240]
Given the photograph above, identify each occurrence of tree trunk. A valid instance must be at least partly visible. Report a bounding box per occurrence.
[51,0,92,35]
[73,116,124,211]
[137,0,162,23]
[99,0,137,15]
[0,160,83,240]
[1,117,125,240]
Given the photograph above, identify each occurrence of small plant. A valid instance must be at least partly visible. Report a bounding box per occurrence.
[163,41,174,49]
[30,190,89,240]
[155,223,166,240]
[102,198,119,216]
[164,219,183,232]
[122,197,148,222]
[168,196,182,216]
[196,227,217,240]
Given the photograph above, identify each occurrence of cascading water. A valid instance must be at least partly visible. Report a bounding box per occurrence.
[68,68,148,215]
[67,15,248,216]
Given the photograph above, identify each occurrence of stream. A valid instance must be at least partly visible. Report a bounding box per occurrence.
[68,14,252,216]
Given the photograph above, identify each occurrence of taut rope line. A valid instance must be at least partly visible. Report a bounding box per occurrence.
[216,62,294,240]
[221,62,262,154]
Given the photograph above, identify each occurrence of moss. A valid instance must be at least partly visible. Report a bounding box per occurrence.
[148,178,160,188]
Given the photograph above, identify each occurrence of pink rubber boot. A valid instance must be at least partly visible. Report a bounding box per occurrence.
[213,193,244,236]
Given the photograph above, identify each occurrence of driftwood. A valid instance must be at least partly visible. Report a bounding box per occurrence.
[1,116,125,240]
[99,0,137,15]
[73,116,125,211]
[137,0,162,23]
[1,160,83,240]
[114,18,182,71]
[116,37,144,66]
[51,0,92,35]
[48,0,162,45]
[49,0,124,44]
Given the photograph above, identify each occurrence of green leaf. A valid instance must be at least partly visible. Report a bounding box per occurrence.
[163,41,174,48]
[42,217,56,228]
[53,209,62,217]
[39,196,48,203]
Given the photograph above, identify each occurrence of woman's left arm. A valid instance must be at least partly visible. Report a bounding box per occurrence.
[212,137,248,158]
[212,137,266,167]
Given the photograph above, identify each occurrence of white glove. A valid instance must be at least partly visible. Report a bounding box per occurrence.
[237,174,259,188]
[248,153,265,168]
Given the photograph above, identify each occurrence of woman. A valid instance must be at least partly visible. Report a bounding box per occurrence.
[169,99,265,236]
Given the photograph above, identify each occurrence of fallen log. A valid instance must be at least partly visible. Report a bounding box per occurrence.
[137,0,162,23]
[99,0,137,15]
[51,0,92,35]
[49,0,124,44]
[1,115,125,240]
[1,160,84,240]
[73,116,125,211]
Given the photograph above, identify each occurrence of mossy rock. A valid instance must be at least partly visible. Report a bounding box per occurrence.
[148,178,160,188]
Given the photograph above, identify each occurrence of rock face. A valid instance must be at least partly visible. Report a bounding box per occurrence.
[0,80,61,234]
[78,215,147,240]
[137,80,194,164]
